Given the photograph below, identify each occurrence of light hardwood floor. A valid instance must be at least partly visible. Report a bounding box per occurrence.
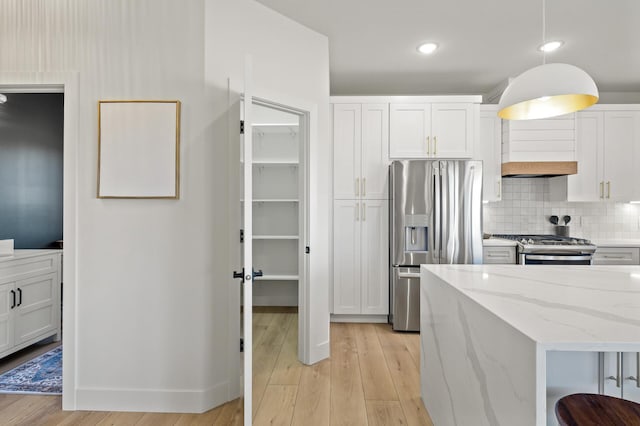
[0,314,432,425]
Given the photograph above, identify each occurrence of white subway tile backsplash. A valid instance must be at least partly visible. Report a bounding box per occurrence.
[483,178,640,240]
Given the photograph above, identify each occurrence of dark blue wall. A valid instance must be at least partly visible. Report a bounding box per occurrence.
[0,93,64,249]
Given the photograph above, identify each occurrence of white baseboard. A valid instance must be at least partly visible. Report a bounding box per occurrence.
[75,381,230,413]
[330,314,389,323]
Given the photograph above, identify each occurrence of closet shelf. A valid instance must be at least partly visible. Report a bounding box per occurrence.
[255,274,299,281]
[253,160,299,165]
[253,235,299,240]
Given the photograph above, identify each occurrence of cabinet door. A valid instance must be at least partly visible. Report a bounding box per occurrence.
[478,107,502,202]
[432,103,474,158]
[361,103,389,199]
[0,282,15,354]
[333,104,362,199]
[14,272,57,345]
[592,247,640,265]
[389,103,430,158]
[333,200,361,314]
[623,352,640,403]
[602,352,624,399]
[360,200,389,315]
[604,111,640,201]
[567,111,603,201]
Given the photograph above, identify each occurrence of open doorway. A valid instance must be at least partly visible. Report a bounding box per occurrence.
[0,91,64,394]
[249,99,308,419]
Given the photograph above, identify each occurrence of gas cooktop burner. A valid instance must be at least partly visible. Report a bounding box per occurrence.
[492,234,591,244]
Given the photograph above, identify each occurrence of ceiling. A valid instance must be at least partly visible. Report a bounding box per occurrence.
[255,0,640,97]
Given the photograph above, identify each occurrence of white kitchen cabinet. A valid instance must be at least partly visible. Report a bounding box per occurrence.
[477,105,502,202]
[550,106,640,202]
[332,103,389,200]
[482,246,516,264]
[602,352,640,403]
[592,247,640,265]
[389,102,476,159]
[0,251,61,359]
[333,199,388,315]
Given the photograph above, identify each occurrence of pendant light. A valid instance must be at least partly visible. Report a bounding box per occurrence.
[498,0,598,120]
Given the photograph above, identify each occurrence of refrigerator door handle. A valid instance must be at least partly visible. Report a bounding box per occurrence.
[433,163,441,263]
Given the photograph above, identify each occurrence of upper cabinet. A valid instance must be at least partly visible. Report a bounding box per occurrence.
[476,105,502,202]
[389,101,478,159]
[388,96,481,159]
[550,105,640,202]
[333,103,389,199]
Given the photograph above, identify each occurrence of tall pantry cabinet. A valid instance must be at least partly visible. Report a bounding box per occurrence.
[332,102,389,318]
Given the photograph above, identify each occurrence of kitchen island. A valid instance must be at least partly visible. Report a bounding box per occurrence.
[420,264,640,426]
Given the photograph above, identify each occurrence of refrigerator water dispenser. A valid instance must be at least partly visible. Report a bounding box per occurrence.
[405,226,428,252]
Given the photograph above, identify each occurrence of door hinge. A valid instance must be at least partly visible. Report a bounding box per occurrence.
[240,120,245,134]
[240,229,244,243]
[305,246,310,254]
[240,338,244,353]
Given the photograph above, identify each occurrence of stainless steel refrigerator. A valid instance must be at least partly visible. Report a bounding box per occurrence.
[389,160,483,331]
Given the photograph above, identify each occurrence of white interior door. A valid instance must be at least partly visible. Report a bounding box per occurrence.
[242,56,254,425]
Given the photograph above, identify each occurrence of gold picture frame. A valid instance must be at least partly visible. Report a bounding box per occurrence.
[97,100,181,199]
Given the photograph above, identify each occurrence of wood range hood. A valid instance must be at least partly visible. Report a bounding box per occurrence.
[501,161,578,178]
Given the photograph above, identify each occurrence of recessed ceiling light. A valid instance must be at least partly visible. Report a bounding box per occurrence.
[539,40,564,52]
[417,42,438,55]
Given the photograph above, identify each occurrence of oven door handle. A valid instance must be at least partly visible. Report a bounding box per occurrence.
[525,254,592,261]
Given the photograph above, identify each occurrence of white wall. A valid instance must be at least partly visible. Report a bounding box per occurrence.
[204,0,331,364]
[0,0,329,413]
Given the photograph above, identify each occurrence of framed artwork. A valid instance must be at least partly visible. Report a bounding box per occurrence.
[97,100,180,199]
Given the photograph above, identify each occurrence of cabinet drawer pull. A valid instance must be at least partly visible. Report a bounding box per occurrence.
[497,180,501,198]
[426,136,430,156]
[607,181,611,199]
[434,136,437,156]
[600,181,604,199]
[355,203,359,221]
[602,255,627,259]
[355,178,359,196]
[362,178,366,197]
[17,288,22,307]
[362,202,366,221]
[10,290,15,309]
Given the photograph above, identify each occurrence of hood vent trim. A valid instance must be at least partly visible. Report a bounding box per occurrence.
[502,161,577,178]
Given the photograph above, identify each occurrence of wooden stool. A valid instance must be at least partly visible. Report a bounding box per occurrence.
[556,393,640,426]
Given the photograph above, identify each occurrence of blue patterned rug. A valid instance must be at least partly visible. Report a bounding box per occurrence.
[0,346,62,394]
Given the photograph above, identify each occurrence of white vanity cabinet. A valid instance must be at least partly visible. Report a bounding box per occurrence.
[389,99,479,159]
[0,251,61,358]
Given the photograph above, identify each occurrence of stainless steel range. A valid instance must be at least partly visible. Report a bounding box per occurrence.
[492,234,597,265]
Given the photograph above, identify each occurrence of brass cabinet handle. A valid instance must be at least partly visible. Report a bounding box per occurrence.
[362,178,366,197]
[355,178,359,197]
[426,136,430,156]
[607,181,611,199]
[600,181,604,199]
[434,136,437,156]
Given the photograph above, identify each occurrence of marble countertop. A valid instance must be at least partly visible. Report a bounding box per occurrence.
[0,249,62,262]
[421,264,640,351]
[482,238,518,247]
